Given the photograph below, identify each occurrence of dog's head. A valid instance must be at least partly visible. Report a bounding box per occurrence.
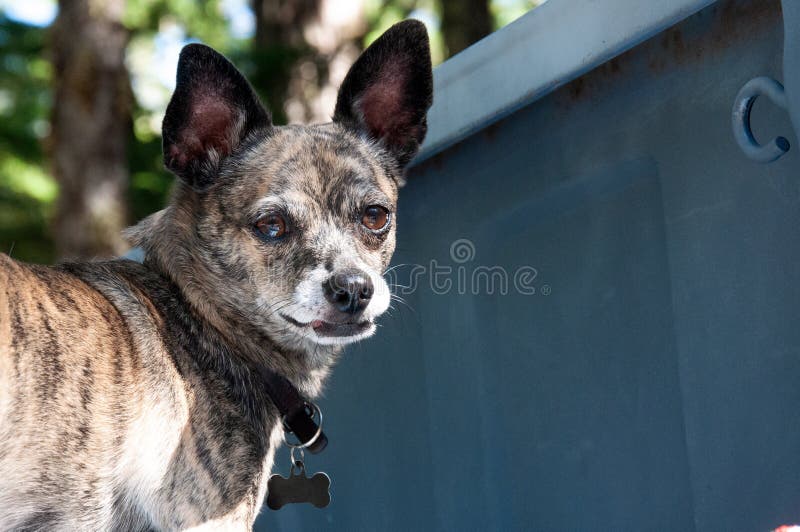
[128,21,432,352]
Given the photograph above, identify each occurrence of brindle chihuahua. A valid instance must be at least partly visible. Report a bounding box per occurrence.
[0,20,432,530]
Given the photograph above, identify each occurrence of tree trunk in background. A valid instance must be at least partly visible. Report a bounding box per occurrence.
[50,0,131,259]
[440,0,492,57]
[251,0,366,124]
[251,0,317,124]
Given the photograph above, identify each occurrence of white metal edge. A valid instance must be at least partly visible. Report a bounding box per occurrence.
[413,0,718,164]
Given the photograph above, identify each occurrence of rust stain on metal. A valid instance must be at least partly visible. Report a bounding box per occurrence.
[482,121,502,142]
[428,150,446,172]
[554,0,781,109]
[415,0,783,161]
[660,0,779,65]
[569,78,585,101]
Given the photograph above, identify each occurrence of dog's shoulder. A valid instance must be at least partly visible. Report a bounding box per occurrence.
[0,256,176,393]
[0,253,114,340]
[57,258,167,316]
[57,258,218,373]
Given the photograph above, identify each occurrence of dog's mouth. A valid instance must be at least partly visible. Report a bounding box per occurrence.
[280,313,372,338]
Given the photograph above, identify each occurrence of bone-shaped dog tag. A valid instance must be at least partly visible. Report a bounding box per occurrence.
[267,460,331,510]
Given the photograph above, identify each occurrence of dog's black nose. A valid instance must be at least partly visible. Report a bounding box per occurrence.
[323,269,373,315]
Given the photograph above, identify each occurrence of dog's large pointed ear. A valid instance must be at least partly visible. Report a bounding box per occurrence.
[162,44,271,191]
[333,20,433,168]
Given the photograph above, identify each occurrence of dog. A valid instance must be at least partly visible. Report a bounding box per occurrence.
[0,20,432,531]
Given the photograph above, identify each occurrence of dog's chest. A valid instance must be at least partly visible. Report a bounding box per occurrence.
[119,369,281,529]
[120,380,189,503]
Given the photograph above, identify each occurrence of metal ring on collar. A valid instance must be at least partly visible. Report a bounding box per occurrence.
[290,446,305,467]
[282,402,323,449]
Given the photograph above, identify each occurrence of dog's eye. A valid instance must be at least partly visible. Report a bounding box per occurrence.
[361,205,391,232]
[255,214,287,239]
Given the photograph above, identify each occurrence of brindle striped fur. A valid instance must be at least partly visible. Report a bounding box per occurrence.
[0,21,431,531]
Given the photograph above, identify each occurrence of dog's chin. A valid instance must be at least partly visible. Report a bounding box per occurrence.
[279,314,377,346]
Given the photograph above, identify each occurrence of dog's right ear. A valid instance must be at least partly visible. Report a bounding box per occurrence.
[162,44,271,191]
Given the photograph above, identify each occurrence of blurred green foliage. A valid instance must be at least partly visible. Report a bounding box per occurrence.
[123,0,239,224]
[124,0,231,50]
[0,0,241,262]
[0,14,55,262]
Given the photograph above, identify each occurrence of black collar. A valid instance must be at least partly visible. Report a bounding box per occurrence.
[255,365,328,454]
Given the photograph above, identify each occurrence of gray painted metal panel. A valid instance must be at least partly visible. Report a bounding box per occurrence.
[782,0,800,135]
[258,0,800,530]
[415,0,717,162]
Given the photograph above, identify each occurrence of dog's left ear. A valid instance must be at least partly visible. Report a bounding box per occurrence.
[162,44,271,191]
[334,20,433,168]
